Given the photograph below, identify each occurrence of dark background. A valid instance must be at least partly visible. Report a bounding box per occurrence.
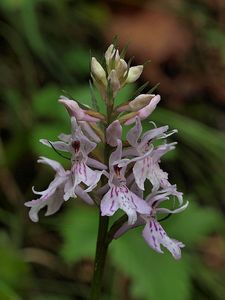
[0,1,225,299]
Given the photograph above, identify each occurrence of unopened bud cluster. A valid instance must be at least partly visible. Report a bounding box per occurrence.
[25,44,188,259]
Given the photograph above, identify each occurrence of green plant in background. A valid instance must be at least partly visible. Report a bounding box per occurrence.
[1,1,225,300]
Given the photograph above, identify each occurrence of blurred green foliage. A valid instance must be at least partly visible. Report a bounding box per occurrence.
[0,0,225,300]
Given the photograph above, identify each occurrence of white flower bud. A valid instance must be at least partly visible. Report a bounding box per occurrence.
[129,94,155,111]
[105,44,114,66]
[116,59,128,80]
[125,65,143,83]
[108,70,121,96]
[91,57,107,86]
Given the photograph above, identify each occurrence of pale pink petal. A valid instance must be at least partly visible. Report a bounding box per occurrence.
[37,157,66,176]
[142,219,184,259]
[106,120,122,147]
[79,134,96,155]
[156,201,189,214]
[25,181,65,222]
[161,184,183,205]
[32,176,65,198]
[126,117,142,147]
[133,159,148,190]
[118,147,153,168]
[152,143,176,163]
[63,177,74,201]
[139,125,169,147]
[86,157,107,170]
[124,95,160,125]
[114,217,145,239]
[59,96,100,122]
[71,162,103,193]
[130,182,143,198]
[101,185,148,225]
[75,185,94,205]
[130,191,151,215]
[40,139,70,152]
[58,133,71,143]
[122,147,139,157]
[147,162,169,192]
[116,186,150,225]
[79,121,101,143]
[117,189,138,225]
[138,94,160,119]
[100,187,120,216]
[109,140,122,166]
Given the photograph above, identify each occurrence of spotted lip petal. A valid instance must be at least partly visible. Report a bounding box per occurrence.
[63,162,103,201]
[142,218,185,259]
[101,184,151,225]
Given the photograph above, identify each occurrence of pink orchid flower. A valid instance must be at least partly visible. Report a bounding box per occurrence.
[25,157,93,222]
[118,117,182,204]
[115,187,188,259]
[100,136,151,225]
[40,117,106,201]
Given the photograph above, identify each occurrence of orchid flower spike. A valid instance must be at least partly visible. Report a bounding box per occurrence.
[25,42,187,264]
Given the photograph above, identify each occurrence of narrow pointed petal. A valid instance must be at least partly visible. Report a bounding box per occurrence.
[152,143,176,162]
[126,117,142,147]
[79,134,96,155]
[114,218,145,239]
[130,180,144,199]
[58,133,71,143]
[75,185,94,204]
[109,139,122,166]
[37,157,66,176]
[86,157,107,170]
[106,120,122,147]
[59,97,100,122]
[140,125,169,147]
[156,201,189,214]
[79,121,101,143]
[40,139,70,152]
[130,191,151,215]
[133,159,149,190]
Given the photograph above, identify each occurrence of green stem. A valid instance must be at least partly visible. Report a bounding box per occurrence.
[107,214,128,245]
[89,90,114,299]
[89,213,109,300]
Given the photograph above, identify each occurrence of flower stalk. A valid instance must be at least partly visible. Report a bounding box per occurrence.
[25,43,188,300]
